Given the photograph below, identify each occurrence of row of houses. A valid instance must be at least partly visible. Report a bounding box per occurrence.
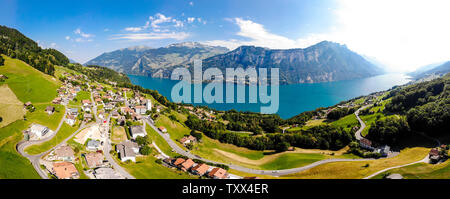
[164,158,229,179]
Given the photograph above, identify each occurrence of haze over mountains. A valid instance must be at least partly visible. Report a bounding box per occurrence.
[409,61,450,80]
[87,41,385,84]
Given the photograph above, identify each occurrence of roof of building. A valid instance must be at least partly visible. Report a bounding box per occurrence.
[192,163,209,175]
[386,173,403,179]
[30,124,49,133]
[94,168,123,179]
[52,162,79,179]
[45,106,55,112]
[173,158,185,166]
[360,138,372,146]
[429,148,440,156]
[181,159,195,170]
[117,140,138,159]
[55,145,75,158]
[208,167,227,179]
[84,152,104,168]
[87,140,101,148]
[180,135,197,144]
[130,125,145,136]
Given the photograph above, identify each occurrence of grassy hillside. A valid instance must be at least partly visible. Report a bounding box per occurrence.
[0,55,62,178]
[0,85,25,128]
[0,55,60,103]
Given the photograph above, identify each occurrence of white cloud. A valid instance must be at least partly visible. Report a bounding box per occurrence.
[110,32,189,41]
[205,1,450,73]
[324,0,450,72]
[125,13,185,32]
[203,18,304,50]
[187,17,195,23]
[150,13,173,28]
[65,36,70,40]
[125,27,142,32]
[74,28,93,38]
[189,1,194,6]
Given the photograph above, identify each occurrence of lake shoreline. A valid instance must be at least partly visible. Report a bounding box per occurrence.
[128,73,411,119]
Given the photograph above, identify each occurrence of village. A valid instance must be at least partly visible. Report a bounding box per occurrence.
[18,71,241,179]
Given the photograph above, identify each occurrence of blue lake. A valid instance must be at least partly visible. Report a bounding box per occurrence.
[128,74,411,119]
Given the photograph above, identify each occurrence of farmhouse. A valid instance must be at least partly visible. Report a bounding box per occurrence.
[180,135,197,145]
[359,138,374,150]
[45,106,55,114]
[159,126,167,133]
[129,125,146,139]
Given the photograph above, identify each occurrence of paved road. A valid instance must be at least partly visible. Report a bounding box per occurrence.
[103,109,136,179]
[363,156,430,179]
[144,118,374,176]
[363,131,440,179]
[16,105,69,179]
[354,105,372,141]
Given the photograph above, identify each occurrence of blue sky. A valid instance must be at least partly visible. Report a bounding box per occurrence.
[2,0,450,72]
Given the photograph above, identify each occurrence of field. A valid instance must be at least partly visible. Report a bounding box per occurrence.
[25,103,65,131]
[145,123,178,157]
[191,134,357,170]
[371,161,450,179]
[24,123,79,155]
[330,113,359,132]
[0,120,40,179]
[0,85,25,128]
[279,147,429,179]
[111,126,127,144]
[69,90,91,106]
[287,119,325,132]
[0,56,62,178]
[0,56,60,103]
[155,114,189,150]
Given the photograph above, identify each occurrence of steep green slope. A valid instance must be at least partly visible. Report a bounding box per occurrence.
[0,55,62,179]
[0,55,60,103]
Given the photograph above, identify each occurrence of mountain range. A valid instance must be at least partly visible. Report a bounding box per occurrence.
[85,42,229,75]
[86,41,385,84]
[409,61,450,79]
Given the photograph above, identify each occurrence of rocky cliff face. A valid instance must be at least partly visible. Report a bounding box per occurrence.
[198,41,384,84]
[87,41,384,84]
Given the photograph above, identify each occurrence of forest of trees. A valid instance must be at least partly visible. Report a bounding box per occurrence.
[185,115,353,151]
[367,74,450,144]
[0,25,70,76]
[327,107,357,120]
[366,117,411,145]
[221,110,284,134]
